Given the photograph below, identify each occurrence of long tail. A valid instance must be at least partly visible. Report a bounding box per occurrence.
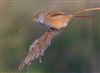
[66,8,100,20]
[73,8,100,15]
[18,30,58,70]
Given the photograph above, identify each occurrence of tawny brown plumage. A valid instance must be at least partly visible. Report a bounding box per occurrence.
[34,11,72,29]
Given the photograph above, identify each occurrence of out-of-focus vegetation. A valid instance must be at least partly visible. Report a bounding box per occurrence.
[1,0,100,73]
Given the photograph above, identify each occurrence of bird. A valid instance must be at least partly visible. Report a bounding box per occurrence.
[33,10,95,30]
[33,10,73,30]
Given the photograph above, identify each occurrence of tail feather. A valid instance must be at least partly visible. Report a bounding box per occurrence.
[18,30,58,70]
[74,15,93,18]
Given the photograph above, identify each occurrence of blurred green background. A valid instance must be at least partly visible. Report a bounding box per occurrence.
[1,0,100,73]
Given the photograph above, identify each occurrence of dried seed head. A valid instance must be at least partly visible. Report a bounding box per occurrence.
[18,30,59,70]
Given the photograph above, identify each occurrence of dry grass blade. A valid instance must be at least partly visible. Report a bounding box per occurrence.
[18,30,58,70]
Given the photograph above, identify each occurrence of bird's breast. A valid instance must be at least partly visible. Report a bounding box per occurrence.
[45,16,69,29]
